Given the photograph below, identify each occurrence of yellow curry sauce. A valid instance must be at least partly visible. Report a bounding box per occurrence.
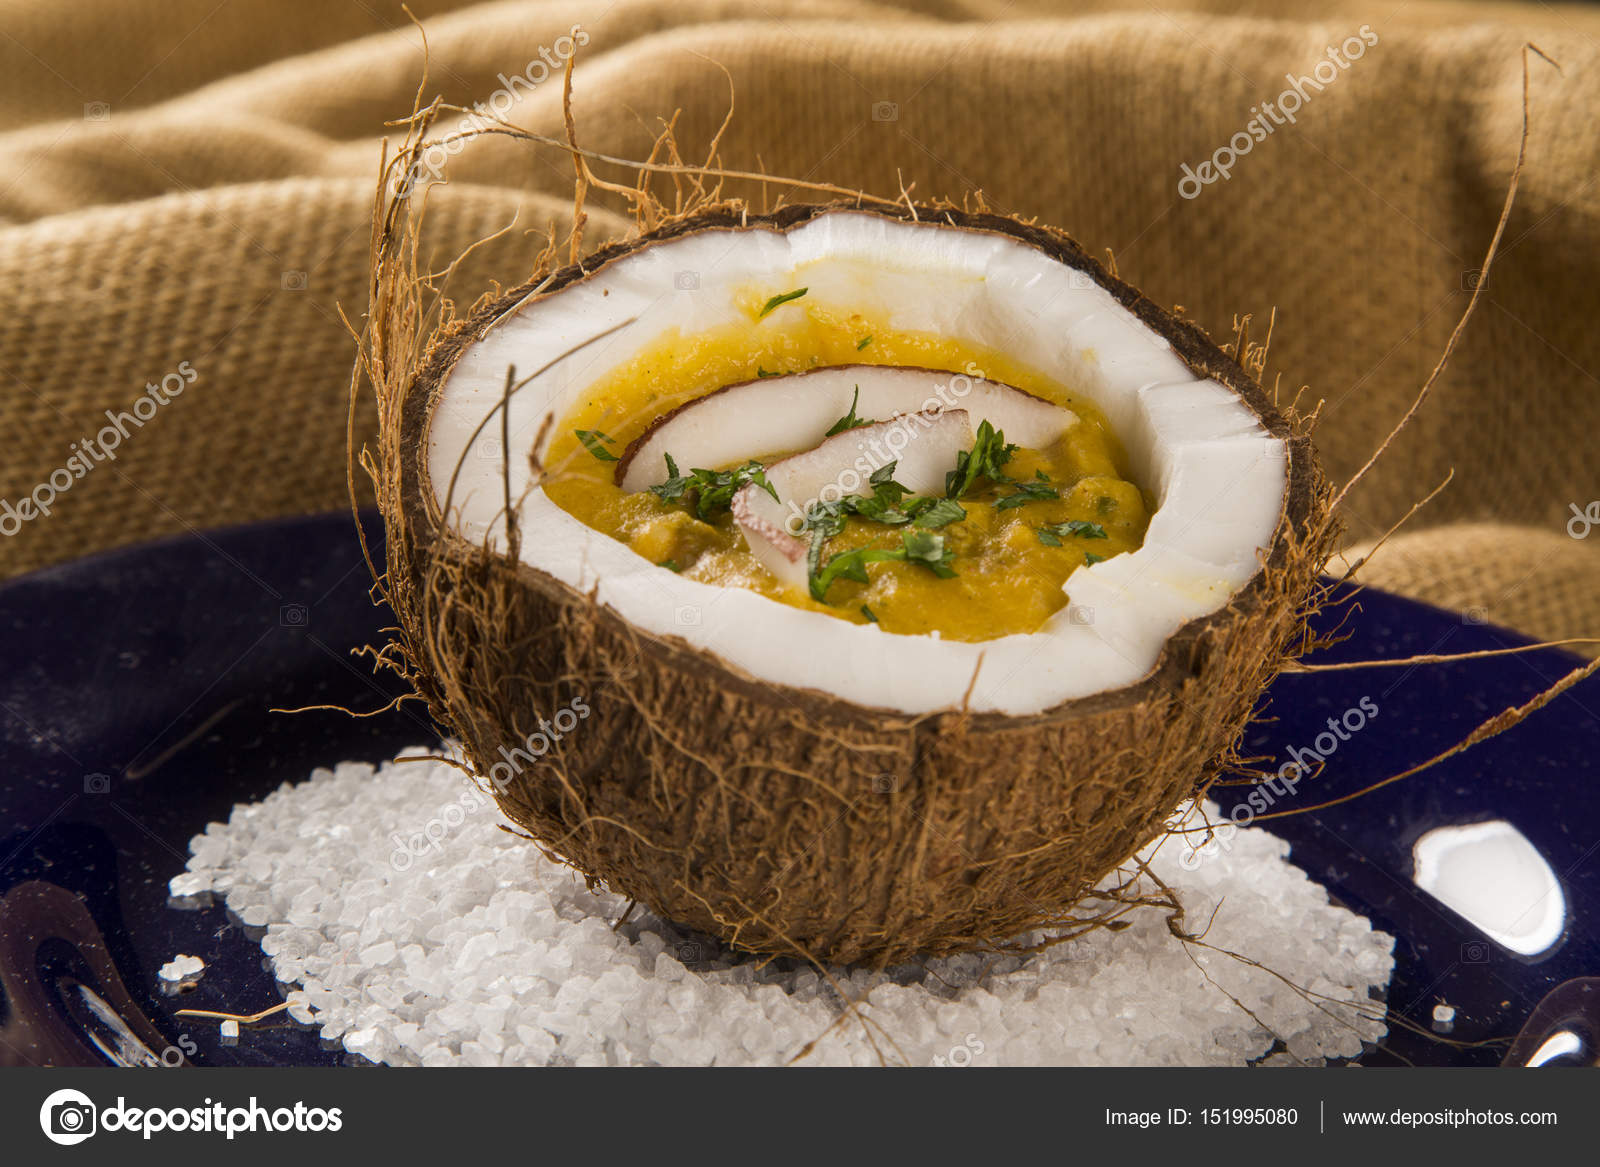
[540,298,1150,641]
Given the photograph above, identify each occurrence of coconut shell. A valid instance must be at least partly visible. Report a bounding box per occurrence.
[373,201,1335,967]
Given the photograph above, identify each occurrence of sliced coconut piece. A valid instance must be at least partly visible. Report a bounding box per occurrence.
[615,366,1072,494]
[423,207,1291,716]
[729,409,973,591]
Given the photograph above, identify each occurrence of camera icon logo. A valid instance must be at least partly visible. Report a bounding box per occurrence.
[1068,271,1095,290]
[1460,269,1485,292]
[870,774,898,794]
[1067,603,1096,626]
[871,101,899,122]
[83,102,110,122]
[40,1088,98,1145]
[674,605,701,627]
[280,603,309,627]
[281,270,308,291]
[1461,606,1489,626]
[1460,940,1490,963]
[84,773,111,795]
[676,941,704,964]
[673,270,700,291]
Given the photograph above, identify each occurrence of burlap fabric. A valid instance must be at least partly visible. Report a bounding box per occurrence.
[2,0,1597,647]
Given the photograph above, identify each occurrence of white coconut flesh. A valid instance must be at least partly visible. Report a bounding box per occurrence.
[425,211,1287,717]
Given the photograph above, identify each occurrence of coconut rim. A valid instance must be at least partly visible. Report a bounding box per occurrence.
[390,200,1320,730]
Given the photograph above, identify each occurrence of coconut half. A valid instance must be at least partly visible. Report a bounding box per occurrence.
[423,211,1289,716]
[379,201,1330,965]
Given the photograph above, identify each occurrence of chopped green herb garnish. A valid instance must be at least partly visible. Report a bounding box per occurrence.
[1084,552,1105,565]
[851,496,910,524]
[649,454,689,503]
[809,529,956,601]
[825,387,873,437]
[1037,519,1109,545]
[860,604,878,623]
[756,367,779,378]
[659,559,682,572]
[800,470,969,542]
[1063,519,1109,539]
[802,499,850,538]
[855,468,913,522]
[650,478,688,502]
[649,457,778,520]
[856,336,873,350]
[901,530,958,576]
[806,527,828,582]
[910,497,966,529]
[575,429,618,461]
[810,546,901,600]
[995,479,1059,510]
[1096,494,1117,514]
[757,287,808,318]
[945,420,1019,498]
[800,463,916,531]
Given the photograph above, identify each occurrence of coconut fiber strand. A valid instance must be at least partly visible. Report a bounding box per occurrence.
[1,0,1598,651]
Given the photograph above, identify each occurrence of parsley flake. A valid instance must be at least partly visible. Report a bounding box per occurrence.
[757,287,808,318]
[995,479,1059,510]
[575,429,618,462]
[809,530,956,602]
[945,420,1019,498]
[1037,519,1109,545]
[649,456,778,520]
[824,387,874,437]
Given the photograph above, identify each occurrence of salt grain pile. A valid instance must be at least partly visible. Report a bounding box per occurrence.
[170,751,1393,1066]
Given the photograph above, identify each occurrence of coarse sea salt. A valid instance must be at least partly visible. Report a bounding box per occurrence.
[170,751,1393,1066]
[157,954,205,983]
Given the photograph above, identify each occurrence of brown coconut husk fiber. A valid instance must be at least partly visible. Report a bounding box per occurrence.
[350,48,1593,970]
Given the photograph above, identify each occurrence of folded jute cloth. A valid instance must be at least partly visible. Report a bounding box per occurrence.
[2,0,1597,650]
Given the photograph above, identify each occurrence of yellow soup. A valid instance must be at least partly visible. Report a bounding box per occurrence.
[541,299,1151,641]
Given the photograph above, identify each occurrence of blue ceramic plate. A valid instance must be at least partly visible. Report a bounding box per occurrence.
[1,512,1595,1067]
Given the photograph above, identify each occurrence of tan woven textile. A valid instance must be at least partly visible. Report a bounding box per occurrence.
[2,0,1597,644]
